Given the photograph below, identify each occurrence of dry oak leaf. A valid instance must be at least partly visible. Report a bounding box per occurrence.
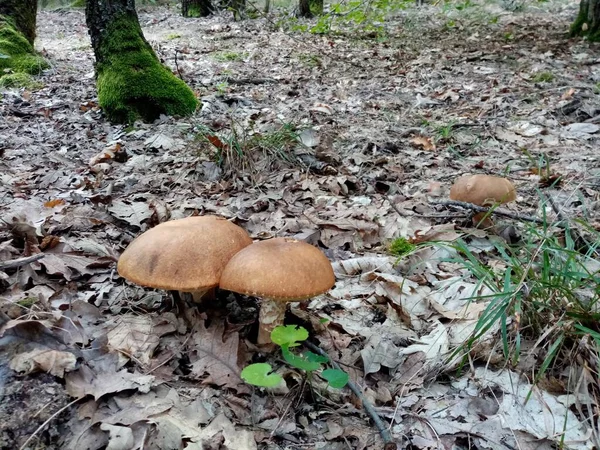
[410,135,436,151]
[65,354,156,400]
[187,319,246,391]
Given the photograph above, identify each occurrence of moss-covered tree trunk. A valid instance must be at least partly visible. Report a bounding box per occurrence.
[0,0,47,87]
[571,0,600,41]
[0,0,37,44]
[182,0,212,17]
[85,0,198,123]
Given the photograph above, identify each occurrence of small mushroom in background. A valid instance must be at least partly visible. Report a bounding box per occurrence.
[449,174,516,228]
[219,237,335,345]
[117,216,252,302]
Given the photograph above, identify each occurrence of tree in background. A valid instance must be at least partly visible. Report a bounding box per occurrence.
[298,0,323,18]
[85,0,199,124]
[0,0,48,87]
[571,0,600,41]
[182,0,212,17]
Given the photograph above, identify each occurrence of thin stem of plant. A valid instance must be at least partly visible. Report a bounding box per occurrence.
[303,341,397,450]
[19,396,84,450]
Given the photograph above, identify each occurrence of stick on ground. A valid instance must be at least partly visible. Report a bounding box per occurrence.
[0,254,45,270]
[304,341,398,450]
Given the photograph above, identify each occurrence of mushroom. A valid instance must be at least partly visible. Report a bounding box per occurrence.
[449,174,516,228]
[117,216,252,302]
[219,237,335,344]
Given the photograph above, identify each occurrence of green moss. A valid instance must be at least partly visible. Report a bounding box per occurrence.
[0,72,42,89]
[96,13,199,124]
[187,5,203,17]
[532,71,554,83]
[388,238,416,257]
[0,17,48,75]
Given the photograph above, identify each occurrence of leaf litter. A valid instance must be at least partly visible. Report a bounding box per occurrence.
[1,0,600,448]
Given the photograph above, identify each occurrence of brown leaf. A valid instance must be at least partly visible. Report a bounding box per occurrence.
[65,354,157,400]
[410,135,436,151]
[187,319,246,391]
[44,199,66,208]
[10,348,77,377]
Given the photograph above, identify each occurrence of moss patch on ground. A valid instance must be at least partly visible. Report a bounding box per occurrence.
[0,72,42,89]
[0,16,48,76]
[95,12,199,124]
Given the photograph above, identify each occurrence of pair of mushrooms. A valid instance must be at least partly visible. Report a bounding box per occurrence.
[449,174,516,228]
[117,216,335,344]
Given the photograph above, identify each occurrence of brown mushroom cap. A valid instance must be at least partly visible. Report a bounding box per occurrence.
[219,237,335,301]
[449,175,516,206]
[117,216,252,292]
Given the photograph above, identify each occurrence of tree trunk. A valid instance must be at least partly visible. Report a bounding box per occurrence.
[230,0,246,20]
[0,0,37,44]
[298,0,312,18]
[85,0,199,124]
[571,0,600,41]
[182,0,212,17]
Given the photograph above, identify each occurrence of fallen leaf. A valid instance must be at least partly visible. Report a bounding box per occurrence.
[410,135,436,151]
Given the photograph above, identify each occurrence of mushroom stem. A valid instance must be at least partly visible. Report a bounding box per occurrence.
[257,299,287,344]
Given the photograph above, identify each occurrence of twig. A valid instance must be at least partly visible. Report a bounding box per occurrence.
[304,341,397,450]
[429,199,547,224]
[19,396,84,450]
[0,253,45,270]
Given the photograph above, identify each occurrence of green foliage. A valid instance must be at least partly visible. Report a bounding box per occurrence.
[532,71,554,83]
[242,326,349,389]
[388,237,416,257]
[0,72,42,89]
[283,0,412,37]
[95,13,198,123]
[436,220,600,383]
[0,18,48,75]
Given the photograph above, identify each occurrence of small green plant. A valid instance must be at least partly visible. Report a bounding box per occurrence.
[195,120,302,176]
[166,33,181,40]
[435,121,455,141]
[215,81,229,94]
[297,53,322,68]
[213,51,248,62]
[532,71,554,83]
[388,237,416,257]
[241,325,349,388]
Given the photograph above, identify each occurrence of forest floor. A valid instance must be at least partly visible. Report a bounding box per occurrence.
[1,0,600,449]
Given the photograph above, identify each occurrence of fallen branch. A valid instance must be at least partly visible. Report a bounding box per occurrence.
[0,254,45,270]
[429,199,546,224]
[304,341,397,450]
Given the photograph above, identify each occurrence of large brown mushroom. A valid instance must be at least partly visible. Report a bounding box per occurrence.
[117,216,252,302]
[449,174,516,228]
[219,237,335,344]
